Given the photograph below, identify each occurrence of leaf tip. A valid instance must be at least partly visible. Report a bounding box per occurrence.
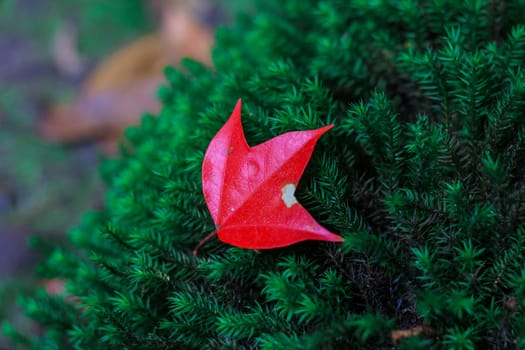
[234,98,242,114]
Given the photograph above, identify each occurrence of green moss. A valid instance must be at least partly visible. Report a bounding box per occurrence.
[6,0,525,348]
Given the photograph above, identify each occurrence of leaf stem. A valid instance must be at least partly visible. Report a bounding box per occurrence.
[193,230,217,256]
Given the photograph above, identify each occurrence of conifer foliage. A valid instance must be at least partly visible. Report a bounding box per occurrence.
[6,0,525,348]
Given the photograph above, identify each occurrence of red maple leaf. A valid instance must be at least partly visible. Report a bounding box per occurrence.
[199,99,343,251]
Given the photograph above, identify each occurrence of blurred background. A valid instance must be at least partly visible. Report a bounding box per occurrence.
[0,0,253,346]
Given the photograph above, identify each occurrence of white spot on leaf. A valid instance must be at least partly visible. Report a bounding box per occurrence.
[281,183,298,208]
